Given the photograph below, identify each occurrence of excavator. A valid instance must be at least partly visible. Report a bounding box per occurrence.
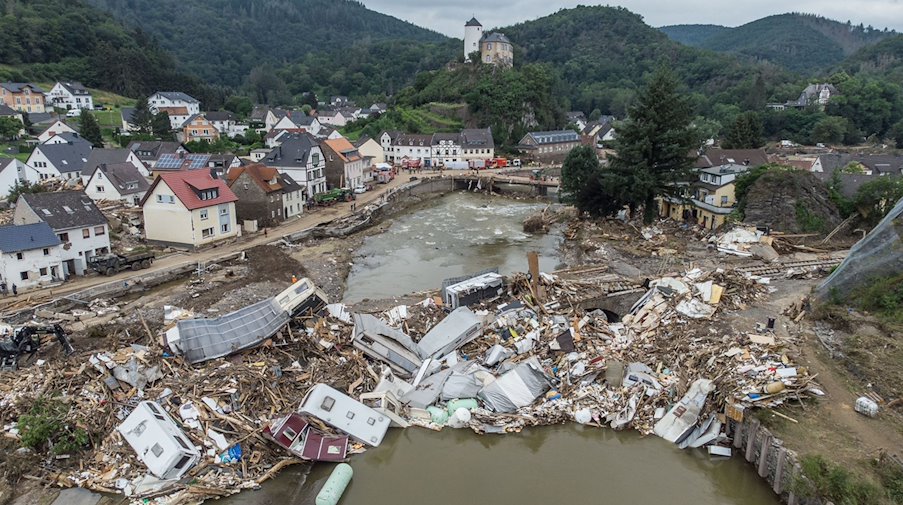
[0,323,75,370]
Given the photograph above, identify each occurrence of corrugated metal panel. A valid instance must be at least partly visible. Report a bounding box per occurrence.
[175,298,289,364]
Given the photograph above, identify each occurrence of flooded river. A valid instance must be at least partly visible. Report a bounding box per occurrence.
[343,192,563,303]
[222,192,778,505]
[222,426,778,505]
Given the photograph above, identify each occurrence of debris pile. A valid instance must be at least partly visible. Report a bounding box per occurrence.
[0,265,825,502]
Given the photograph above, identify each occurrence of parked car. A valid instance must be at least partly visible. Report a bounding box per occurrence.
[353,185,368,194]
[65,109,81,118]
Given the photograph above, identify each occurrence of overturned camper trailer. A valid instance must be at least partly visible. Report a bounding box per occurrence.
[166,278,327,364]
[350,313,423,375]
[298,384,391,447]
[264,413,349,462]
[117,401,200,480]
[442,270,505,309]
[351,308,484,377]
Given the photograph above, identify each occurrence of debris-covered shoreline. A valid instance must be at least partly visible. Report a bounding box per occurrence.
[0,229,842,503]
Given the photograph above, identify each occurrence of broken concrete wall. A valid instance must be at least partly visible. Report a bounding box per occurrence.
[816,196,903,302]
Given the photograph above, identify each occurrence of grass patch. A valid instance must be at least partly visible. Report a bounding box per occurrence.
[795,201,827,233]
[849,272,903,325]
[792,455,884,505]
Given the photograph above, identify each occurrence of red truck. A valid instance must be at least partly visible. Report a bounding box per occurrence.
[487,158,508,169]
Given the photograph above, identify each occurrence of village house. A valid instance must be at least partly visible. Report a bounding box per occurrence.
[322,138,365,189]
[460,128,495,162]
[158,107,192,131]
[0,83,46,113]
[204,110,243,137]
[41,132,84,146]
[317,125,343,141]
[379,131,401,163]
[0,104,25,136]
[767,83,838,111]
[141,171,239,248]
[581,118,617,150]
[0,222,63,291]
[225,164,304,228]
[37,120,79,143]
[430,133,462,167]
[810,153,903,176]
[261,133,327,197]
[206,153,242,180]
[694,148,770,169]
[316,108,350,127]
[516,130,581,162]
[26,139,92,181]
[14,191,110,277]
[181,114,220,143]
[84,163,151,206]
[127,141,187,169]
[385,133,433,165]
[354,135,385,166]
[149,92,200,115]
[0,159,40,197]
[82,148,148,181]
[660,164,750,230]
[566,111,587,131]
[463,18,513,67]
[47,82,94,111]
[270,111,321,136]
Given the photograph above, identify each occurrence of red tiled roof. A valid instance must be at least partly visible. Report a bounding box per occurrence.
[323,138,361,163]
[226,164,283,193]
[142,171,237,210]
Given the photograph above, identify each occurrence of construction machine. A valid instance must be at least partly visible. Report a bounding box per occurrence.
[0,323,75,370]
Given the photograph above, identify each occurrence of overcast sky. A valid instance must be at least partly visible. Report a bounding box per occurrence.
[362,0,903,37]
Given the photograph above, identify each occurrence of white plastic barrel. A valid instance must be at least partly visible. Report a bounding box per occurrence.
[316,463,353,505]
[854,397,879,417]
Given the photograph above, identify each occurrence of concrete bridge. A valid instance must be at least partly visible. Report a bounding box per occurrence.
[450,173,560,195]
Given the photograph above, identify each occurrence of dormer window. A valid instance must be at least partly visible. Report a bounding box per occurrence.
[198,189,219,200]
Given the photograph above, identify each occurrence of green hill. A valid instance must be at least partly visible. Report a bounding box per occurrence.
[697,13,894,73]
[83,0,450,87]
[842,35,903,82]
[0,0,221,105]
[659,24,730,46]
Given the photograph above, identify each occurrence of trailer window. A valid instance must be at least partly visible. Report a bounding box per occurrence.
[367,417,376,426]
[320,396,335,412]
[151,443,164,457]
[283,427,297,440]
[346,411,355,420]
[174,454,191,469]
[174,436,191,451]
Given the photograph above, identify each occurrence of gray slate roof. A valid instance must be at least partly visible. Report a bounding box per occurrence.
[280,172,304,193]
[154,91,199,103]
[526,130,579,145]
[91,163,149,196]
[482,32,511,44]
[0,104,20,116]
[121,107,136,125]
[204,110,236,122]
[0,82,44,93]
[465,17,482,27]
[127,141,183,160]
[35,142,93,174]
[461,128,494,149]
[431,133,461,145]
[84,149,133,170]
[0,222,60,253]
[262,133,320,168]
[58,81,90,96]
[19,191,107,230]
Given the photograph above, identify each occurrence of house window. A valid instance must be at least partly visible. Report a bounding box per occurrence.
[202,227,214,238]
[16,252,23,260]
[200,209,208,220]
[721,195,729,205]
[220,207,228,216]
[83,228,90,238]
[43,248,49,256]
[58,232,68,242]
[221,223,230,233]
[20,272,28,281]
[39,267,47,276]
[96,185,104,192]
[94,226,105,236]
[156,194,175,204]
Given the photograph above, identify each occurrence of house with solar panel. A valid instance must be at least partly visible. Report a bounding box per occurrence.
[150,152,212,177]
[13,191,110,277]
[141,171,239,248]
[0,222,63,290]
[516,130,582,163]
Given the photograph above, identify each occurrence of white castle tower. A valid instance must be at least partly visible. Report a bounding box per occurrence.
[464,17,483,60]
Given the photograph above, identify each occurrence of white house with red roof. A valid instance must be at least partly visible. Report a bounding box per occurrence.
[140,171,239,248]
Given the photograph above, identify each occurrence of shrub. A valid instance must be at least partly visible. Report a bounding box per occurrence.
[17,398,89,455]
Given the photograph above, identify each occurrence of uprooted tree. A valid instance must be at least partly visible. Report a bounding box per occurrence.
[561,68,700,223]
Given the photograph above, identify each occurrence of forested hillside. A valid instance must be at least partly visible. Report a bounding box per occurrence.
[0,0,225,107]
[842,35,903,82]
[658,24,729,46]
[83,0,449,87]
[499,6,792,118]
[696,13,894,73]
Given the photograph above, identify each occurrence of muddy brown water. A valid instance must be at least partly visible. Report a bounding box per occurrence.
[343,191,564,303]
[220,426,778,505]
[221,192,778,505]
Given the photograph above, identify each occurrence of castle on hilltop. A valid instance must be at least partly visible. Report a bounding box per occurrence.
[464,17,513,68]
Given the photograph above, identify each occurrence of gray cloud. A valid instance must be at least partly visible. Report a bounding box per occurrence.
[362,0,903,37]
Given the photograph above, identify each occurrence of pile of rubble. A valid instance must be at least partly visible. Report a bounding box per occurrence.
[0,264,824,503]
